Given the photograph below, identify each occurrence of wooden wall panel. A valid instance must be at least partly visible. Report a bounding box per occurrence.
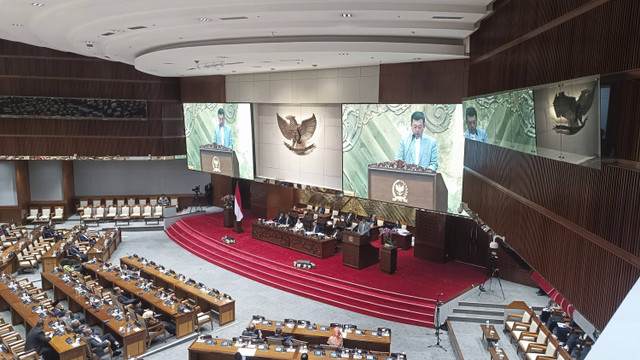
[180,76,226,103]
[211,174,233,209]
[379,59,468,104]
[414,210,448,263]
[0,39,184,156]
[463,168,640,329]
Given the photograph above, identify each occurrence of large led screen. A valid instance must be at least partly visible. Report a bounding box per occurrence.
[462,89,537,155]
[342,104,463,213]
[183,103,254,179]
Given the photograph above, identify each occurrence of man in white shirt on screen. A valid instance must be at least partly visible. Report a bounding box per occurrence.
[212,108,234,149]
[397,111,439,171]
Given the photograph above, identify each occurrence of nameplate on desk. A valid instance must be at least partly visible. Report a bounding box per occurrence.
[220,341,232,347]
[205,339,216,345]
[319,326,329,332]
[329,352,340,358]
[262,320,271,326]
[306,325,317,330]
[366,356,377,360]
[355,330,365,335]
[274,322,283,327]
[274,346,285,353]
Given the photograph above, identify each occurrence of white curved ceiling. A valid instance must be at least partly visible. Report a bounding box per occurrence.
[0,0,492,76]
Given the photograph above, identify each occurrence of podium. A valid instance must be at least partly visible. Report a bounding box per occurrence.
[368,164,448,211]
[342,230,380,270]
[200,145,239,178]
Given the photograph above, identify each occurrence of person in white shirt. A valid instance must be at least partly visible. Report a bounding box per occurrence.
[293,218,304,231]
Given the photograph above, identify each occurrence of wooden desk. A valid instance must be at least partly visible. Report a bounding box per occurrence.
[189,338,299,360]
[0,279,86,360]
[392,232,412,250]
[251,320,391,352]
[0,227,45,274]
[86,228,121,262]
[41,270,147,359]
[41,227,84,273]
[120,256,235,325]
[488,347,508,360]
[83,262,195,339]
[252,223,336,259]
[481,324,500,349]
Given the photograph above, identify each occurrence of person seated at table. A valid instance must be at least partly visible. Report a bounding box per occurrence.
[1,224,10,237]
[51,301,65,317]
[393,220,402,229]
[142,309,176,336]
[345,210,357,224]
[272,327,292,345]
[280,213,293,227]
[25,320,59,360]
[318,205,326,214]
[120,264,140,279]
[44,225,62,242]
[293,218,305,231]
[113,287,141,307]
[273,211,285,223]
[68,244,88,262]
[311,220,321,234]
[78,229,96,247]
[327,327,343,348]
[158,194,170,206]
[368,214,378,225]
[71,320,103,337]
[83,327,122,357]
[60,310,85,326]
[242,324,262,338]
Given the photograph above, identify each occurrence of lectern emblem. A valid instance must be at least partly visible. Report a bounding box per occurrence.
[211,156,221,173]
[391,180,408,203]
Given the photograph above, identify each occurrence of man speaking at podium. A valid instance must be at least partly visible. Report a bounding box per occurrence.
[212,108,234,149]
[397,111,438,171]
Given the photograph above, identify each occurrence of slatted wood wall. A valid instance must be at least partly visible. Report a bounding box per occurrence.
[463,0,640,330]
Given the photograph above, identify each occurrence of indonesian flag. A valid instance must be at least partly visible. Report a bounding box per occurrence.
[234,183,243,221]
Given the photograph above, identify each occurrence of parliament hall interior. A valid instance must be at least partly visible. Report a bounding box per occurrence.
[0,0,637,359]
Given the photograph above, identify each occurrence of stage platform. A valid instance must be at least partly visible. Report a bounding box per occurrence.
[165,211,485,327]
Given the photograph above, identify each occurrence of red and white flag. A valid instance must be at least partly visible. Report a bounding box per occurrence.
[234,183,243,221]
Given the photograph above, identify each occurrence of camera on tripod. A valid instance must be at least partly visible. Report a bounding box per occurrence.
[192,185,201,194]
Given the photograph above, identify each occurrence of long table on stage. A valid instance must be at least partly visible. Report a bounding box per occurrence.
[252,223,335,259]
[251,319,391,352]
[120,256,235,325]
[82,262,196,339]
[41,271,146,359]
[0,280,86,360]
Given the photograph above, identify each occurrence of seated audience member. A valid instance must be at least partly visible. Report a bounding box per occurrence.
[312,220,321,234]
[1,224,10,237]
[345,210,356,224]
[44,225,62,242]
[242,324,262,338]
[272,327,292,345]
[327,327,343,348]
[369,214,378,225]
[61,310,85,326]
[78,229,97,247]
[113,287,141,307]
[158,194,170,205]
[83,327,122,357]
[273,212,286,223]
[142,309,176,336]
[51,301,65,317]
[68,244,88,262]
[394,220,402,229]
[357,219,371,236]
[293,218,305,231]
[318,205,326,214]
[25,320,59,360]
[281,213,293,227]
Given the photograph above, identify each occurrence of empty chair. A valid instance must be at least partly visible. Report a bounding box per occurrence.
[139,198,147,206]
[149,198,157,206]
[1,234,17,249]
[506,310,533,342]
[142,204,152,217]
[153,205,163,218]
[195,306,213,332]
[116,199,125,209]
[513,317,541,346]
[115,205,130,226]
[526,339,558,360]
[78,200,89,214]
[51,206,64,222]
[93,206,106,222]
[517,324,549,354]
[135,312,166,347]
[39,207,51,221]
[170,198,178,207]
[92,199,101,208]
[377,218,385,227]
[105,199,114,207]
[17,252,38,273]
[127,198,135,206]
[81,207,93,221]
[105,205,118,221]
[130,205,142,221]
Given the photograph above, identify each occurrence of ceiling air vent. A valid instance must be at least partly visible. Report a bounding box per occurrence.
[432,16,464,20]
[128,26,147,30]
[101,32,115,36]
[219,16,249,21]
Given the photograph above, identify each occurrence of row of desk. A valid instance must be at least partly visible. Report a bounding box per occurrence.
[188,337,397,360]
[252,223,336,259]
[0,276,87,360]
[251,319,391,352]
[120,255,236,325]
[82,261,196,339]
[0,227,43,275]
[41,270,146,359]
[41,227,122,273]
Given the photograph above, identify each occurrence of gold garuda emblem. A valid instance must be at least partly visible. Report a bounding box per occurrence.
[276,113,317,154]
[392,179,409,203]
[211,156,221,173]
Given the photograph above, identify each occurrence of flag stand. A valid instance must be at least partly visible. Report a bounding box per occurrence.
[233,220,243,234]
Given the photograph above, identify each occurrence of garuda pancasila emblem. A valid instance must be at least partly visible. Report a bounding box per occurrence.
[276,113,317,154]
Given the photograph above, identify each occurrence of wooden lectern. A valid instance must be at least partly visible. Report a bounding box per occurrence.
[342,230,380,270]
[200,145,239,178]
[368,165,448,211]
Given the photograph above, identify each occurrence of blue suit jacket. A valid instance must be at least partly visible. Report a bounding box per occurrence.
[464,128,489,143]
[212,124,234,149]
[397,133,439,171]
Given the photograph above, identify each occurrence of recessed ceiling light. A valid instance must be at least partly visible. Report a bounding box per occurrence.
[85,41,94,44]
[31,2,44,7]
[341,13,353,18]
[12,24,23,27]
[339,53,349,56]
[199,18,211,22]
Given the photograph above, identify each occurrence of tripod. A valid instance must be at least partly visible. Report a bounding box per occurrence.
[479,267,505,300]
[427,293,447,352]
[190,192,203,213]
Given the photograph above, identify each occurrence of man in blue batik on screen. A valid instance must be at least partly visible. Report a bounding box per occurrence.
[212,108,234,149]
[397,111,439,171]
[463,107,489,143]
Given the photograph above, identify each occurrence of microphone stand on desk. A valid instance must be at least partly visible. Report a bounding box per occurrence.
[427,293,446,352]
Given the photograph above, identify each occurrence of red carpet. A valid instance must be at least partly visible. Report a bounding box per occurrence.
[165,211,485,327]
